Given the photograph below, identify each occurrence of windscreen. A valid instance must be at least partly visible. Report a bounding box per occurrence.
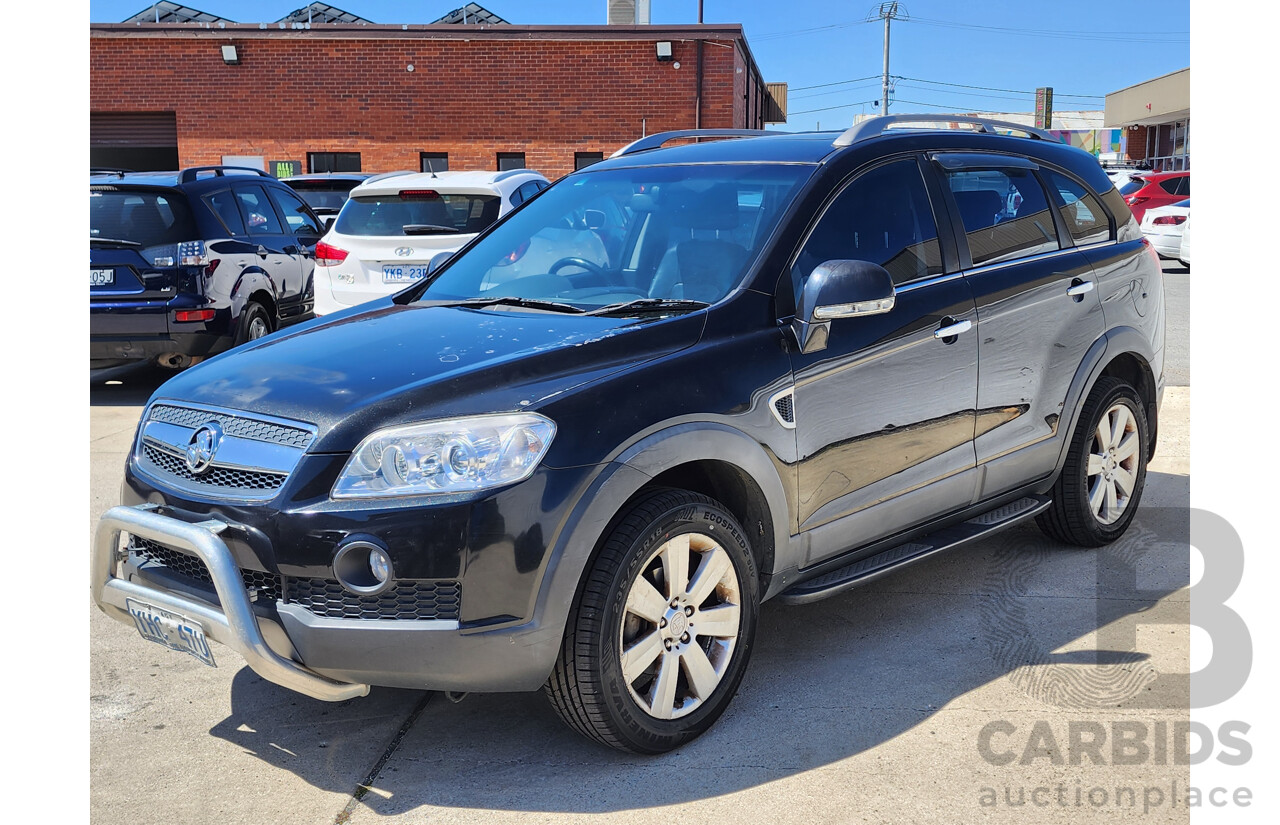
[1118,178,1147,196]
[416,164,809,309]
[287,181,359,213]
[335,193,501,236]
[90,188,198,248]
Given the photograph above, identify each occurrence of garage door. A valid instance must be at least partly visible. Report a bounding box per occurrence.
[90,112,179,172]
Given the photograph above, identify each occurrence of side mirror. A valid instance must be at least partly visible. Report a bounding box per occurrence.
[427,250,454,276]
[792,260,896,354]
[583,209,607,230]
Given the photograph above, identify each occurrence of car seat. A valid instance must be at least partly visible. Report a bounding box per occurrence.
[648,184,749,302]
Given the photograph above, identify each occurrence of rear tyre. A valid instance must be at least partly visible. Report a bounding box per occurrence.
[545,488,759,754]
[1037,376,1149,547]
[235,300,273,346]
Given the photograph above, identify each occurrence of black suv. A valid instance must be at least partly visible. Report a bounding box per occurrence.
[93,118,1164,754]
[90,166,324,376]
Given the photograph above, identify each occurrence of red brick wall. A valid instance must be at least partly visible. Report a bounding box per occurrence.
[90,31,747,179]
[1124,125,1150,162]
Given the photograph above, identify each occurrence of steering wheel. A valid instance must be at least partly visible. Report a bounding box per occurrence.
[549,257,606,277]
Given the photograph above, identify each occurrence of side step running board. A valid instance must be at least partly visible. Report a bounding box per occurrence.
[777,495,1051,605]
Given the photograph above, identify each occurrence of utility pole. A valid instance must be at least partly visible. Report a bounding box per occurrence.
[876,2,905,114]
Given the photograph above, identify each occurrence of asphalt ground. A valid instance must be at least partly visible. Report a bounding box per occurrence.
[90,259,1190,823]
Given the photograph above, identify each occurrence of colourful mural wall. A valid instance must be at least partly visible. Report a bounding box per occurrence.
[1049,128,1126,157]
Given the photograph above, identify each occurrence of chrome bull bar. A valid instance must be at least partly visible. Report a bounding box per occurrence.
[93,503,369,702]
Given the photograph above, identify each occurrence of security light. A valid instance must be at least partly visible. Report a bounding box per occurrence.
[221,45,239,65]
[655,41,673,61]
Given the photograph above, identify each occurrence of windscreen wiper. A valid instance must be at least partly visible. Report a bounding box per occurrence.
[584,298,710,316]
[402,224,461,235]
[425,296,587,314]
[89,237,142,247]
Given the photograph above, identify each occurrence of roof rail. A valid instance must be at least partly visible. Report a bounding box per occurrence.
[362,170,418,185]
[611,129,787,158]
[177,166,272,184]
[90,167,132,177]
[833,115,1056,147]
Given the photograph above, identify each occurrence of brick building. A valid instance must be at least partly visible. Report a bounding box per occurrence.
[89,6,782,179]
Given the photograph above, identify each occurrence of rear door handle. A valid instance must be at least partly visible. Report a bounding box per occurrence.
[1066,278,1095,299]
[934,319,972,341]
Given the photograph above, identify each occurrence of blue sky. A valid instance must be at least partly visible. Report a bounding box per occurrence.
[90,1,1189,131]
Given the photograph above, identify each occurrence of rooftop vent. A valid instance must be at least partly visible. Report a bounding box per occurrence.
[607,0,651,24]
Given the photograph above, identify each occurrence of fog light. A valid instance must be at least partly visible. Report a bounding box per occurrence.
[334,539,395,596]
[369,547,392,585]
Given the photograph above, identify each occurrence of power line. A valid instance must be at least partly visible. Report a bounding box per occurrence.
[792,82,883,102]
[790,100,878,116]
[751,20,869,42]
[898,75,1105,99]
[906,16,1188,44]
[789,74,881,93]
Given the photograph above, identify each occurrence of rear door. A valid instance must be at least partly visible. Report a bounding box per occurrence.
[788,156,979,563]
[231,183,295,312]
[266,185,325,321]
[932,154,1106,499]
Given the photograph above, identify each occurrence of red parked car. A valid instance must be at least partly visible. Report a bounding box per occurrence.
[1118,170,1189,224]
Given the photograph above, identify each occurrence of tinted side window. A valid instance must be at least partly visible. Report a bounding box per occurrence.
[791,158,944,293]
[1118,178,1147,196]
[234,185,285,235]
[203,189,245,236]
[945,168,1060,266]
[1177,176,1190,196]
[1046,171,1110,245]
[268,187,323,235]
[1159,178,1181,195]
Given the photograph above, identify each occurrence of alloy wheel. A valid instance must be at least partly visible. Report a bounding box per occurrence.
[1087,402,1141,525]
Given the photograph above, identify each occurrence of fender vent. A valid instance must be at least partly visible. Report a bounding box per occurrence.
[771,389,796,428]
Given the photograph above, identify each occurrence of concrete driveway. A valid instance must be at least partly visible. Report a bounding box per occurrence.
[91,261,1190,824]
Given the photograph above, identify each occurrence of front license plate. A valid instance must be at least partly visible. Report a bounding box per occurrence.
[90,268,115,286]
[126,598,216,667]
[382,264,428,284]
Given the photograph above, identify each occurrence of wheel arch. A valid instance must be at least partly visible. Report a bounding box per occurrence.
[1055,327,1160,476]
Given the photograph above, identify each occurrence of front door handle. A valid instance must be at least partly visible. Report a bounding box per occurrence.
[934,318,972,341]
[1066,278,1095,300]
[256,244,269,258]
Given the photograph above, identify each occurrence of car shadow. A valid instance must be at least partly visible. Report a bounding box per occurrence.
[90,364,174,407]
[208,493,1189,815]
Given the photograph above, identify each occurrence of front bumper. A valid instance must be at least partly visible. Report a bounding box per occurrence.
[95,504,368,701]
[95,489,573,696]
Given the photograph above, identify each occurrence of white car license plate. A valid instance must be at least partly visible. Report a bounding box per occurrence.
[382,264,428,284]
[90,268,115,286]
[126,598,216,667]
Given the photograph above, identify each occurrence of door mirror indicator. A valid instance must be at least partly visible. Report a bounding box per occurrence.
[792,260,896,354]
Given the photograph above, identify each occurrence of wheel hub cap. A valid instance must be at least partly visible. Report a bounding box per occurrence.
[618,531,742,720]
[1086,402,1140,525]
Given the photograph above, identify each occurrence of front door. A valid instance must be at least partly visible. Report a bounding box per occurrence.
[787,157,979,564]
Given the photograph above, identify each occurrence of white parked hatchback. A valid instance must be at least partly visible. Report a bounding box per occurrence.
[313,169,550,314]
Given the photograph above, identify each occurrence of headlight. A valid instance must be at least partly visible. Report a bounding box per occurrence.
[332,413,556,499]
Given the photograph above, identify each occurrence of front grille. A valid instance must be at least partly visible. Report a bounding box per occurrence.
[149,404,314,449]
[143,443,288,491]
[288,578,462,621]
[127,536,461,621]
[128,535,283,602]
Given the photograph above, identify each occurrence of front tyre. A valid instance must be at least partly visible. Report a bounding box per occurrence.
[545,488,759,754]
[1037,376,1150,546]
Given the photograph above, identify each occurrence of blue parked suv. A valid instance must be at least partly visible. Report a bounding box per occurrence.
[90,166,323,377]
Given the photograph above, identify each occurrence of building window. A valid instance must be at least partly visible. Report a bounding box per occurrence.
[497,152,526,172]
[574,152,604,170]
[420,152,449,173]
[308,152,361,173]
